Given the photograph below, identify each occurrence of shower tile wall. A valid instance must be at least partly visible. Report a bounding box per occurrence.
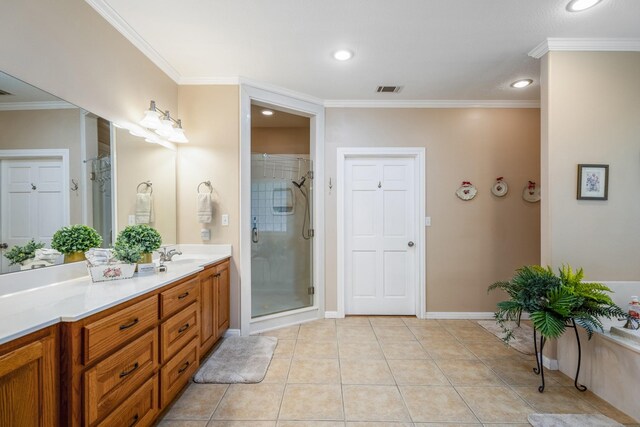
[251,181,290,232]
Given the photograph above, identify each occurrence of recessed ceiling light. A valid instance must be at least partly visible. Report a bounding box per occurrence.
[333,49,354,61]
[510,79,533,89]
[261,110,274,116]
[566,0,603,12]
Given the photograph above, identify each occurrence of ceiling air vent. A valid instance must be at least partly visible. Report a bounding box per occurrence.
[376,86,402,93]
[0,89,12,96]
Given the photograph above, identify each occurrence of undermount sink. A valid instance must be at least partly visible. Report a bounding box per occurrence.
[610,325,640,345]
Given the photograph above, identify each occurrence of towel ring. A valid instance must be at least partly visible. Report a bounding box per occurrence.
[137,181,153,194]
[197,181,213,194]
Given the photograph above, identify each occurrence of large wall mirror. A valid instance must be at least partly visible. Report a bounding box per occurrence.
[0,70,176,275]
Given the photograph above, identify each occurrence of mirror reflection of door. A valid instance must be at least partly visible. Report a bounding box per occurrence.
[0,158,65,273]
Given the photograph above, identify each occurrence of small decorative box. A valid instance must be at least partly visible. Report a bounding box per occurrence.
[88,263,136,282]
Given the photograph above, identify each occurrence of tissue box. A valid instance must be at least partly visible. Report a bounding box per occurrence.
[88,263,136,282]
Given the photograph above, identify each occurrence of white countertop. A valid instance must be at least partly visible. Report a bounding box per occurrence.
[0,246,231,345]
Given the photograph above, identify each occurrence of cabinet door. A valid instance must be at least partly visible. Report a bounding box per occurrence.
[199,267,217,356]
[215,261,230,339]
[0,333,57,427]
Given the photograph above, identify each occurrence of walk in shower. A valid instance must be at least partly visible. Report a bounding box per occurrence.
[251,153,313,318]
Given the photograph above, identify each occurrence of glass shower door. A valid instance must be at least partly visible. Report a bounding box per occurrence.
[251,154,313,318]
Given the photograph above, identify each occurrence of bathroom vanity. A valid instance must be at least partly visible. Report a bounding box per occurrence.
[0,252,230,427]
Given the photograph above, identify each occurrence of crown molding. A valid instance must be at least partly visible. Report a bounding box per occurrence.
[529,38,640,59]
[179,76,241,85]
[85,0,181,83]
[0,101,77,111]
[239,77,325,106]
[324,99,540,109]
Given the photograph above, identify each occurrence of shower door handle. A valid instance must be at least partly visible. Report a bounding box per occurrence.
[252,227,259,243]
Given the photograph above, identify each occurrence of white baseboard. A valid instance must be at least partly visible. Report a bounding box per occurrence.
[324,311,343,319]
[425,312,496,319]
[541,354,559,370]
[224,329,241,337]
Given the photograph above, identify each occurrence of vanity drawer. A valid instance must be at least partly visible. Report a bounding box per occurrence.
[160,276,199,318]
[97,374,159,427]
[84,329,158,426]
[83,296,158,364]
[160,337,199,407]
[160,302,198,362]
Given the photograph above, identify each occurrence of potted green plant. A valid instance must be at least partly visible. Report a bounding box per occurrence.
[114,225,161,264]
[3,239,45,268]
[51,225,103,263]
[489,265,626,341]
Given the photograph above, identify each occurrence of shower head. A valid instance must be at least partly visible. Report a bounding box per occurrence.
[292,176,306,189]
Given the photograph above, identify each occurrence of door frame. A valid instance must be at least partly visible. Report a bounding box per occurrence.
[239,84,325,336]
[337,147,426,319]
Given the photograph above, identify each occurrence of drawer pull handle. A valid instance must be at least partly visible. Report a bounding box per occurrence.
[119,318,139,330]
[178,361,190,374]
[178,323,190,333]
[129,413,139,427]
[177,291,190,300]
[119,362,140,378]
[214,273,221,278]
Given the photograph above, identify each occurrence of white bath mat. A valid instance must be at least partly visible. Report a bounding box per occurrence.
[477,320,535,355]
[193,336,277,384]
[528,413,623,427]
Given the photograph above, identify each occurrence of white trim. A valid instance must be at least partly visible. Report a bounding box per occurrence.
[240,77,325,106]
[79,111,89,225]
[110,124,118,238]
[541,354,559,370]
[84,0,181,82]
[528,37,640,59]
[240,84,325,337]
[425,312,496,319]
[0,101,76,111]
[336,147,426,319]
[223,329,241,337]
[324,311,342,319]
[179,76,240,85]
[324,99,540,109]
[0,149,71,227]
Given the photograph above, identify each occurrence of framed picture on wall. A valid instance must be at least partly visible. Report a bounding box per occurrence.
[577,164,609,200]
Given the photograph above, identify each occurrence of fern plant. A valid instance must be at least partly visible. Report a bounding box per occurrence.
[489,265,625,341]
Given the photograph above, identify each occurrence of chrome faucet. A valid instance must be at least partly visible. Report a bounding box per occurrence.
[157,247,183,263]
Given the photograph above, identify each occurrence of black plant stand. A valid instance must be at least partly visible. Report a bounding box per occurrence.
[532,318,587,393]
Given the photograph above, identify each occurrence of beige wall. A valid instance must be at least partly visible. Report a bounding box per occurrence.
[177,86,241,327]
[0,108,83,224]
[252,128,310,154]
[0,0,177,130]
[542,52,640,280]
[115,129,177,243]
[325,108,541,312]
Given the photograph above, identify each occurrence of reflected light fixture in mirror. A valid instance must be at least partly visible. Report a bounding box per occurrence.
[139,100,189,143]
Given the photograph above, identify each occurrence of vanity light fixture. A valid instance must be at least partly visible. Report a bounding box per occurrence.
[139,100,189,143]
[333,49,354,61]
[261,109,274,116]
[510,79,533,88]
[566,0,603,12]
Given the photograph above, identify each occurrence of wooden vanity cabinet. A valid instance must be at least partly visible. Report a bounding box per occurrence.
[199,259,230,357]
[0,325,58,427]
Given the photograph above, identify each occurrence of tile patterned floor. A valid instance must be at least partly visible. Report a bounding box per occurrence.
[159,317,639,427]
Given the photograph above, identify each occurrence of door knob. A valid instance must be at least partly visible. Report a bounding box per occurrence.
[408,241,414,247]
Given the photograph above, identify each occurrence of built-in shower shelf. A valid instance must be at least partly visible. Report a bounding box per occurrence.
[610,326,640,344]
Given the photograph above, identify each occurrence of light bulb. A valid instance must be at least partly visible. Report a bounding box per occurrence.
[139,101,162,129]
[510,79,533,89]
[333,50,354,61]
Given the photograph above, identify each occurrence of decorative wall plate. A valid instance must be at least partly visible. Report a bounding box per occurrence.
[491,177,508,197]
[456,181,477,201]
[523,181,541,203]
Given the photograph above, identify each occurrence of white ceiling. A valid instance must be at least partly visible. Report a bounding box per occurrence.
[95,0,640,102]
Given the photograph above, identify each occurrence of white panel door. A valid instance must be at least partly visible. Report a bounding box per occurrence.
[345,157,416,315]
[0,159,65,273]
